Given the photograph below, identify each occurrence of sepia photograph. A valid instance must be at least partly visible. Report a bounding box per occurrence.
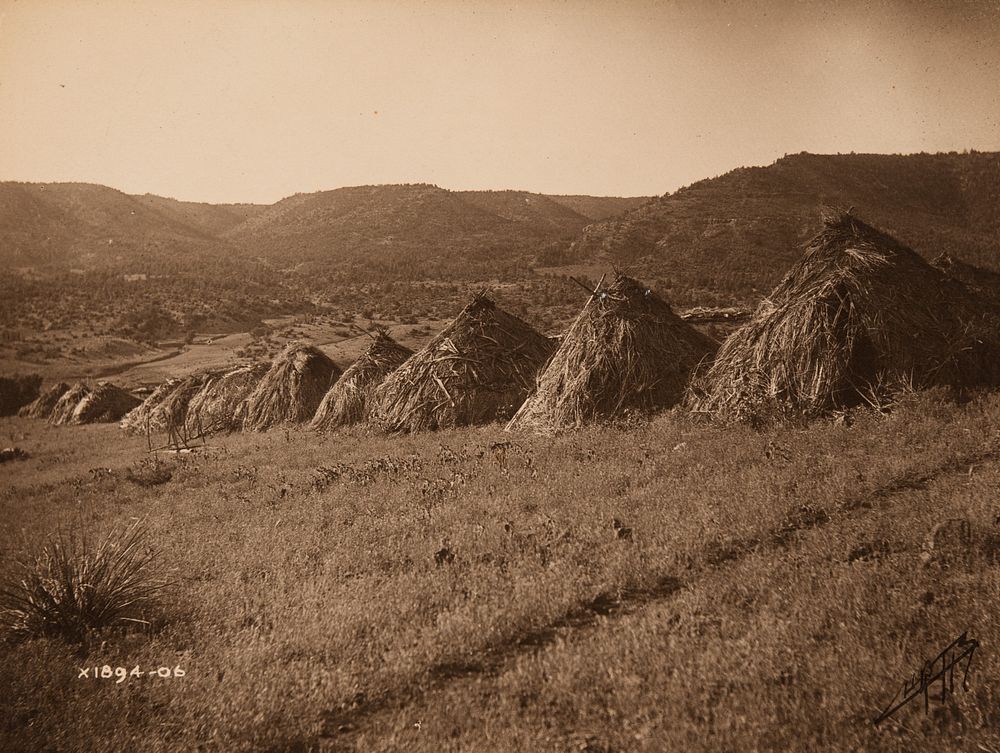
[1,0,999,750]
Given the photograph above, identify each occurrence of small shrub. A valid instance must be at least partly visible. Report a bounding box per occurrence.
[0,522,167,643]
[0,373,42,416]
[126,458,174,487]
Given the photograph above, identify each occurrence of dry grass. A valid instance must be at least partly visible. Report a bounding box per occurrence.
[241,344,341,431]
[2,391,1000,751]
[933,252,1000,304]
[120,378,182,435]
[311,331,413,431]
[184,362,269,435]
[18,382,70,419]
[70,383,140,424]
[509,274,717,430]
[47,382,91,425]
[689,212,1000,423]
[121,372,218,436]
[370,294,554,432]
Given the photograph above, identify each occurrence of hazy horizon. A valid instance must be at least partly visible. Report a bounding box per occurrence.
[2,0,999,204]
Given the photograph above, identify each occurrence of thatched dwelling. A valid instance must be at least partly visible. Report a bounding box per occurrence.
[185,362,269,434]
[241,344,341,431]
[508,275,717,430]
[933,253,1000,304]
[369,294,555,432]
[71,383,141,424]
[19,382,71,419]
[310,332,413,431]
[689,212,1000,422]
[49,383,92,425]
[120,378,182,434]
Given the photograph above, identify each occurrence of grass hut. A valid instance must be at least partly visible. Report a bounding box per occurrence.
[933,253,1000,304]
[508,275,717,430]
[19,382,71,419]
[185,362,269,434]
[310,331,413,431]
[71,383,141,424]
[689,212,1000,423]
[369,294,555,432]
[49,383,92,425]
[241,344,341,431]
[120,378,182,435]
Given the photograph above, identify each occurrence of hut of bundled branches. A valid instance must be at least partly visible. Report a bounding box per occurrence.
[688,211,1000,423]
[311,331,413,431]
[933,253,1000,305]
[71,383,141,424]
[49,383,92,425]
[120,378,182,435]
[241,344,341,431]
[508,275,717,431]
[184,362,269,435]
[369,294,555,432]
[19,382,71,419]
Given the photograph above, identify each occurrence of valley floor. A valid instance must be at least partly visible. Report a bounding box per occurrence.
[2,392,999,752]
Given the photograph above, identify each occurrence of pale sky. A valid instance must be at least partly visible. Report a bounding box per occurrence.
[1,0,998,203]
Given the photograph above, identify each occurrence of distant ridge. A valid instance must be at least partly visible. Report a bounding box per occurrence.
[567,151,1000,302]
[0,180,648,275]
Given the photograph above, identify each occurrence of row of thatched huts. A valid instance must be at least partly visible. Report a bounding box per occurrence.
[19,211,1000,436]
[19,381,140,425]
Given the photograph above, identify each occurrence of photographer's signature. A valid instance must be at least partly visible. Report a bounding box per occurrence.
[874,631,979,725]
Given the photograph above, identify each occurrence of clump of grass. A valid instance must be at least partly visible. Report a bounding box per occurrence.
[0,522,167,643]
[126,457,174,487]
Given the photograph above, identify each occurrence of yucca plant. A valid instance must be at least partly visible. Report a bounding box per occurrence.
[0,522,166,642]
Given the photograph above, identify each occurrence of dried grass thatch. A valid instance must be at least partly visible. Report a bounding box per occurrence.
[19,382,71,419]
[49,383,92,425]
[933,253,1000,304]
[508,275,717,430]
[120,378,182,435]
[310,332,413,431]
[241,344,341,431]
[70,383,140,424]
[184,362,269,434]
[369,294,555,432]
[689,211,1000,423]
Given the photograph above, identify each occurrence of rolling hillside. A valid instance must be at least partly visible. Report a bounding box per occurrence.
[567,151,1000,303]
[223,185,646,277]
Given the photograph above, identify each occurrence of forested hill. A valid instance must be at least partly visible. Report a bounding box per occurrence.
[0,181,647,277]
[222,185,648,277]
[566,151,1000,303]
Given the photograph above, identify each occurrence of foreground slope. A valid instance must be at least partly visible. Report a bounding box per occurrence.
[2,391,999,752]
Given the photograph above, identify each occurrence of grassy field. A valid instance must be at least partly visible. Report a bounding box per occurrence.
[2,391,1000,752]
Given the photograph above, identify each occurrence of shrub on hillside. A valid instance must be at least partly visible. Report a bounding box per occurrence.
[0,373,42,416]
[0,523,167,643]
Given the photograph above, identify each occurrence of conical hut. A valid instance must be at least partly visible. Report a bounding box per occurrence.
[49,383,92,425]
[508,275,717,430]
[933,253,1000,304]
[184,362,269,435]
[241,344,341,431]
[310,331,413,430]
[120,378,183,434]
[369,294,555,432]
[689,211,1000,423]
[71,383,141,424]
[19,382,71,419]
